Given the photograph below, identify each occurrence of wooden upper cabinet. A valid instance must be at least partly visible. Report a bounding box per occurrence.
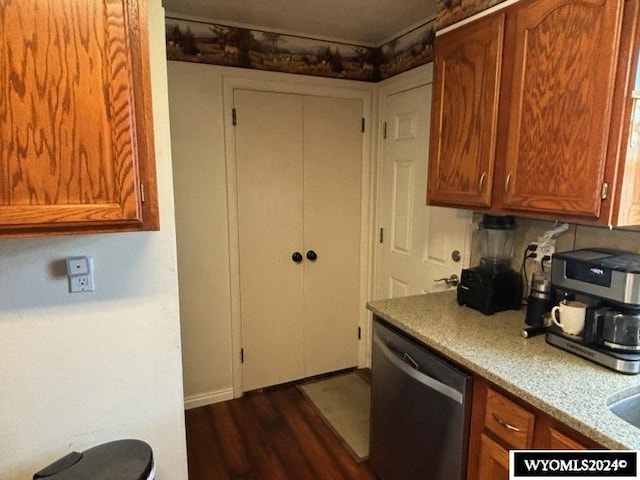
[428,0,640,226]
[497,0,623,217]
[0,0,158,236]
[428,13,505,208]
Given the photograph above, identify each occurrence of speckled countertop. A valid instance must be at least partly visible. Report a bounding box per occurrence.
[367,291,640,449]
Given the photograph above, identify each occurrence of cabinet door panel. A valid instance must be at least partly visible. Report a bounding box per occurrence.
[501,0,623,216]
[478,433,509,480]
[428,13,504,208]
[0,0,152,231]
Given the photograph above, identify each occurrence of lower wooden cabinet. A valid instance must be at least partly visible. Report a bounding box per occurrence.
[467,377,596,480]
[478,433,509,480]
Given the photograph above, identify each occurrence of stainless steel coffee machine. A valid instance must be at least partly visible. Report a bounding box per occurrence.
[546,248,640,374]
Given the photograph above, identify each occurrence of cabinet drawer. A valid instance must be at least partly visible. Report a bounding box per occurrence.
[549,428,588,450]
[484,388,535,448]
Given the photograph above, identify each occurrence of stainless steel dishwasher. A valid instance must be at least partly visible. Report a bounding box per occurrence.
[370,317,472,480]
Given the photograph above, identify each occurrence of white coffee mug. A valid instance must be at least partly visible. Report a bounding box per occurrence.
[551,300,587,336]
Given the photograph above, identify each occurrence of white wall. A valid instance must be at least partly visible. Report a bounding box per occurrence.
[0,2,189,479]
[168,61,234,407]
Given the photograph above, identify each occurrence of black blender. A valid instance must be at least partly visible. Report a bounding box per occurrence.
[457,215,522,315]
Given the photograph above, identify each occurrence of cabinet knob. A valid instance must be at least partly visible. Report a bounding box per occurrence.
[306,250,318,261]
[291,252,303,263]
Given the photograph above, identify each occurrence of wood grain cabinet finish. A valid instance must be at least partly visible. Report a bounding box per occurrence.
[429,0,640,226]
[0,0,158,236]
[477,433,509,480]
[467,377,599,480]
[484,387,535,449]
[428,13,505,208]
[548,427,588,450]
[498,0,623,218]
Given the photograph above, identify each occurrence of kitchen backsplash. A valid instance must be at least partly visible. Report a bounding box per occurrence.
[470,213,640,275]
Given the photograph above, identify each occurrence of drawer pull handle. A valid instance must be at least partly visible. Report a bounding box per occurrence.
[504,173,512,195]
[492,412,521,432]
[478,172,486,192]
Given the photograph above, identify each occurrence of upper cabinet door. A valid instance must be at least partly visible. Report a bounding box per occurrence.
[0,0,158,235]
[428,13,505,208]
[500,0,623,217]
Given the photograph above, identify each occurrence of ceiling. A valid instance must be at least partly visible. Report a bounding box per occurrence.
[162,0,438,46]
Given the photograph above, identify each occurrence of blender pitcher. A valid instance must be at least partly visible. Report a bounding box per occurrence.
[478,214,516,273]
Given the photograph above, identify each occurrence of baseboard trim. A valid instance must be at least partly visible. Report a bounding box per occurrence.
[184,388,234,410]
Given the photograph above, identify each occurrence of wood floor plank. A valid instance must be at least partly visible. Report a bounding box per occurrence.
[185,406,229,479]
[210,402,252,477]
[185,378,376,480]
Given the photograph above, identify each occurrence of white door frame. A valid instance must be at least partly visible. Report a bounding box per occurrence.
[223,72,376,397]
[363,65,435,367]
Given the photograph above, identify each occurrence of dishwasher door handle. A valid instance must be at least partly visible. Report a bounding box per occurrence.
[373,334,464,404]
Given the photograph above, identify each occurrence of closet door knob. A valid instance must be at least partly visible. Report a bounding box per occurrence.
[291,252,303,263]
[306,250,317,261]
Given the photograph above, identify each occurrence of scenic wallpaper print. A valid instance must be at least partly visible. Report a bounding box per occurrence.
[379,22,435,80]
[165,17,436,82]
[437,0,508,29]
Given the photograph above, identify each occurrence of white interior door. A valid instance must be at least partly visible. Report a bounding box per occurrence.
[235,89,305,391]
[303,95,362,377]
[377,85,472,299]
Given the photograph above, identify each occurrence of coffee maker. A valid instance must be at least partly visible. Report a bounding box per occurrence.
[457,215,522,315]
[546,248,640,374]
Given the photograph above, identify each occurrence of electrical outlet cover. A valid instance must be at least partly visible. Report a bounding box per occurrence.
[67,256,95,293]
[67,256,90,275]
[69,274,95,293]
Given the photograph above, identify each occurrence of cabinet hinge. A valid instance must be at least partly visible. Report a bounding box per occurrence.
[362,117,365,133]
[241,348,244,363]
[383,121,387,139]
[232,108,237,126]
[140,183,145,203]
[379,227,384,243]
[601,182,609,200]
[358,327,362,340]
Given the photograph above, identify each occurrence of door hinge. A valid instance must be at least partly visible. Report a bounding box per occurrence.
[601,182,609,200]
[241,348,244,363]
[383,121,387,139]
[358,327,362,340]
[140,183,145,203]
[362,117,365,133]
[379,227,384,243]
[232,108,237,126]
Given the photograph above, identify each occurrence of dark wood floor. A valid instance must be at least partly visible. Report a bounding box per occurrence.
[185,374,376,479]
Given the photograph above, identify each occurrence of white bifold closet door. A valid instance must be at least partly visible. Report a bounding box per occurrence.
[235,89,362,392]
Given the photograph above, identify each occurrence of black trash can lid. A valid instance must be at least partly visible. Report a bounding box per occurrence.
[34,439,154,480]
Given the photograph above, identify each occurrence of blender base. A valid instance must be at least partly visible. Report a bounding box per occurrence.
[457,267,522,315]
